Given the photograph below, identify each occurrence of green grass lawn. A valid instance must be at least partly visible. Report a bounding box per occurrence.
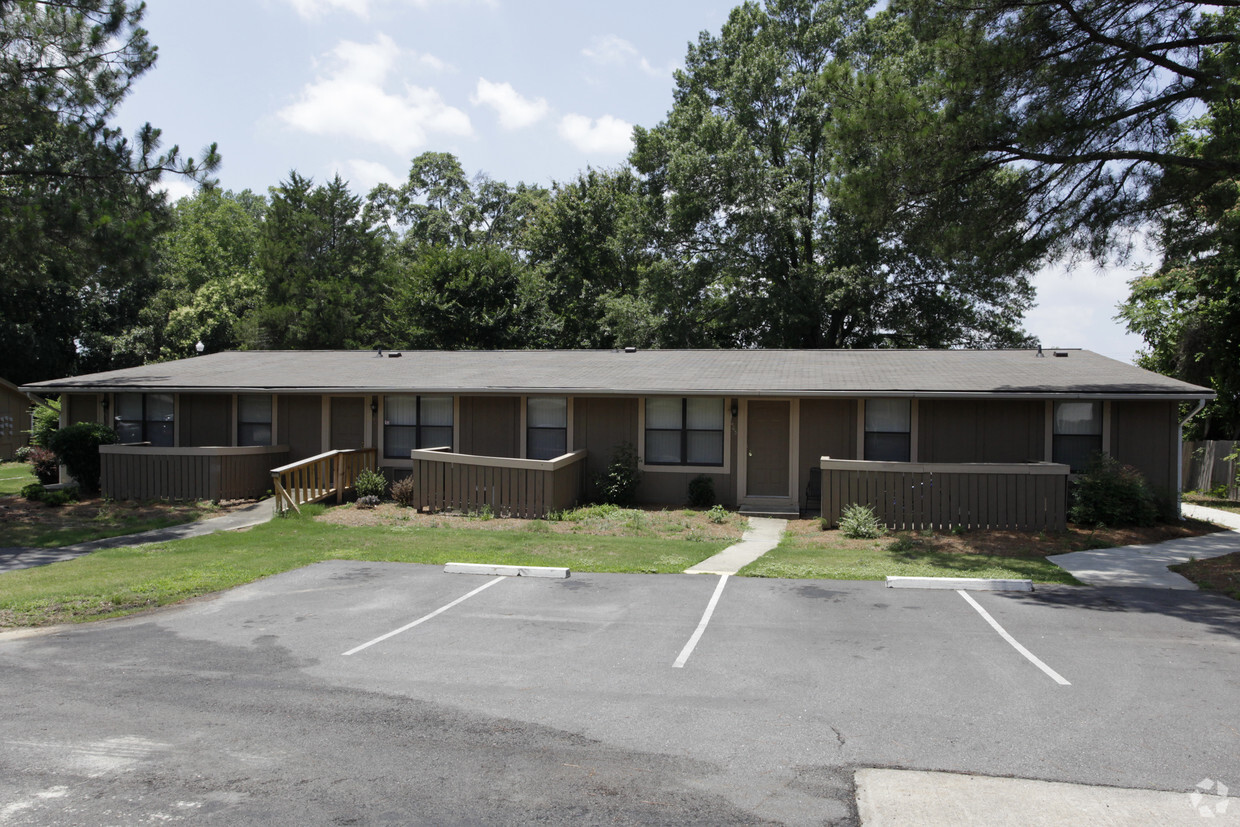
[0,461,36,496]
[0,506,731,627]
[739,532,1082,584]
[0,499,226,549]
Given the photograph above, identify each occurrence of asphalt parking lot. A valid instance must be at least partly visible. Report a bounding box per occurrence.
[2,562,1239,824]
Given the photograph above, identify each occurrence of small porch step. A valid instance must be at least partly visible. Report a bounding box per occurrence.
[738,504,800,519]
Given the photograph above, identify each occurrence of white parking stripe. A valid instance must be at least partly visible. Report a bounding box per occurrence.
[342,577,505,656]
[957,590,1071,686]
[674,574,729,668]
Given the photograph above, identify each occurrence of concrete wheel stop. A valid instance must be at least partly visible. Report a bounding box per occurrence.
[444,562,570,579]
[886,576,1032,592]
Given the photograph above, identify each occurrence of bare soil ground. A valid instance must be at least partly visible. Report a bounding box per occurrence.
[783,516,1225,558]
[316,502,747,542]
[1173,552,1240,600]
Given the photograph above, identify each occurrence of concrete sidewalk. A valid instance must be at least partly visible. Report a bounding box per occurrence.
[856,769,1238,825]
[0,498,276,573]
[684,516,786,574]
[1049,503,1240,589]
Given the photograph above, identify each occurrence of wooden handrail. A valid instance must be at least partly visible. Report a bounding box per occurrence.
[272,448,377,515]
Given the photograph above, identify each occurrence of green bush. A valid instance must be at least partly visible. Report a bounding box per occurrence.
[353,469,388,499]
[838,503,884,539]
[29,400,60,448]
[20,482,45,501]
[27,446,59,485]
[391,475,418,507]
[706,504,728,524]
[1069,453,1159,527]
[46,423,117,495]
[42,488,78,507]
[687,475,716,508]
[595,443,641,506]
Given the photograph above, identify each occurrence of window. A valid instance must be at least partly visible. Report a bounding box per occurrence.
[384,395,453,459]
[864,399,911,462]
[1053,401,1102,472]
[114,393,174,446]
[237,394,272,446]
[527,397,567,460]
[644,397,724,466]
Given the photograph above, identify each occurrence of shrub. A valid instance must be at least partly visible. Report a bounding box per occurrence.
[356,494,380,509]
[391,475,418,507]
[1069,453,1159,527]
[838,503,883,539]
[595,443,641,506]
[687,475,716,508]
[42,488,78,507]
[29,400,60,448]
[14,445,32,462]
[20,482,45,501]
[706,504,728,524]
[47,423,117,495]
[27,446,59,485]
[354,469,387,500]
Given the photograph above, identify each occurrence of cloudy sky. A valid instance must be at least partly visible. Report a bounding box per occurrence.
[114,0,1148,363]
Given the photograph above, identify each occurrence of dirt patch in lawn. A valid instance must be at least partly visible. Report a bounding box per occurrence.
[783,517,1224,558]
[0,495,258,548]
[1172,552,1240,600]
[316,502,746,542]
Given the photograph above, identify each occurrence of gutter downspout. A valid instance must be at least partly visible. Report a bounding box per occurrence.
[1178,399,1208,519]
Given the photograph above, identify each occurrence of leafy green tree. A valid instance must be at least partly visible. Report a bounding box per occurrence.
[245,173,387,350]
[523,168,660,348]
[0,0,218,383]
[630,0,1038,349]
[384,245,530,349]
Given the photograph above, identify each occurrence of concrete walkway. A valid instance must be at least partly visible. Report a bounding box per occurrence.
[684,516,786,575]
[1048,503,1240,589]
[0,498,276,573]
[856,768,1238,826]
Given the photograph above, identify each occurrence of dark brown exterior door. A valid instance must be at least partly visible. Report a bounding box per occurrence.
[747,400,790,497]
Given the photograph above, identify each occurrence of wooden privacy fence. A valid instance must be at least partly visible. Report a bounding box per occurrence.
[820,458,1070,531]
[272,448,377,515]
[1182,440,1240,501]
[407,449,587,519]
[100,445,289,501]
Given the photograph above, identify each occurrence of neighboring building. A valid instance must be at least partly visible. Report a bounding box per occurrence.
[21,349,1213,523]
[0,377,34,461]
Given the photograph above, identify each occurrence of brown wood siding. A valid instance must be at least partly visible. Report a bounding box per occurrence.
[574,397,638,499]
[919,400,1042,463]
[0,386,32,459]
[180,394,231,447]
[65,393,98,425]
[1112,400,1179,495]
[747,400,790,497]
[799,398,855,506]
[279,395,323,462]
[407,451,585,518]
[330,396,365,450]
[459,396,519,457]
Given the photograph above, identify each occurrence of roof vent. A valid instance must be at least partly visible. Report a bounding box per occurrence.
[1053,351,1069,358]
[624,346,637,354]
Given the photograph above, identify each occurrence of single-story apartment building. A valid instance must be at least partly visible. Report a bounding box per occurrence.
[21,348,1213,526]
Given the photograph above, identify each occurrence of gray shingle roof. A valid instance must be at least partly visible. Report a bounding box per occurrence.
[20,349,1213,399]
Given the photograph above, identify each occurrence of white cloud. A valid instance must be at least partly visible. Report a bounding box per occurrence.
[157,177,197,204]
[281,0,495,20]
[558,113,634,155]
[471,78,549,130]
[582,34,671,77]
[334,159,403,193]
[277,34,472,156]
